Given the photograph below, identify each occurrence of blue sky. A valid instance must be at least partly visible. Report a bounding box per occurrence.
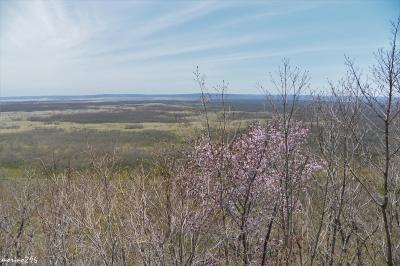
[0,0,398,96]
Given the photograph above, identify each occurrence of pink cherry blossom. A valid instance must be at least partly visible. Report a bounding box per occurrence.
[180,118,323,263]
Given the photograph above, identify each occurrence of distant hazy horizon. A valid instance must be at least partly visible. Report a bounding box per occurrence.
[1,92,267,101]
[0,0,398,97]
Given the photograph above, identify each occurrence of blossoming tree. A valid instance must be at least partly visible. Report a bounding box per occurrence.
[184,118,322,265]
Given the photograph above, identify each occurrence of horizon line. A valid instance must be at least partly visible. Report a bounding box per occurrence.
[1,92,270,99]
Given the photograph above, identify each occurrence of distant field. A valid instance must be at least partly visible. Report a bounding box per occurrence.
[0,98,271,178]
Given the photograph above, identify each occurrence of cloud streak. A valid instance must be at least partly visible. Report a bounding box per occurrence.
[0,0,397,96]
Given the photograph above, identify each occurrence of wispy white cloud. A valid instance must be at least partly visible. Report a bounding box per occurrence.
[3,0,87,51]
[0,0,396,96]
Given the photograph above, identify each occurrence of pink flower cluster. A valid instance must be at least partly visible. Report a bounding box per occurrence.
[184,119,323,237]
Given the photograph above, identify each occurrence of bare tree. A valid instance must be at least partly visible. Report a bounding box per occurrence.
[342,18,400,265]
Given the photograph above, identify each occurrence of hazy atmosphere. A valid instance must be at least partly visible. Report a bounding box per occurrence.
[2,1,400,265]
[0,0,397,96]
